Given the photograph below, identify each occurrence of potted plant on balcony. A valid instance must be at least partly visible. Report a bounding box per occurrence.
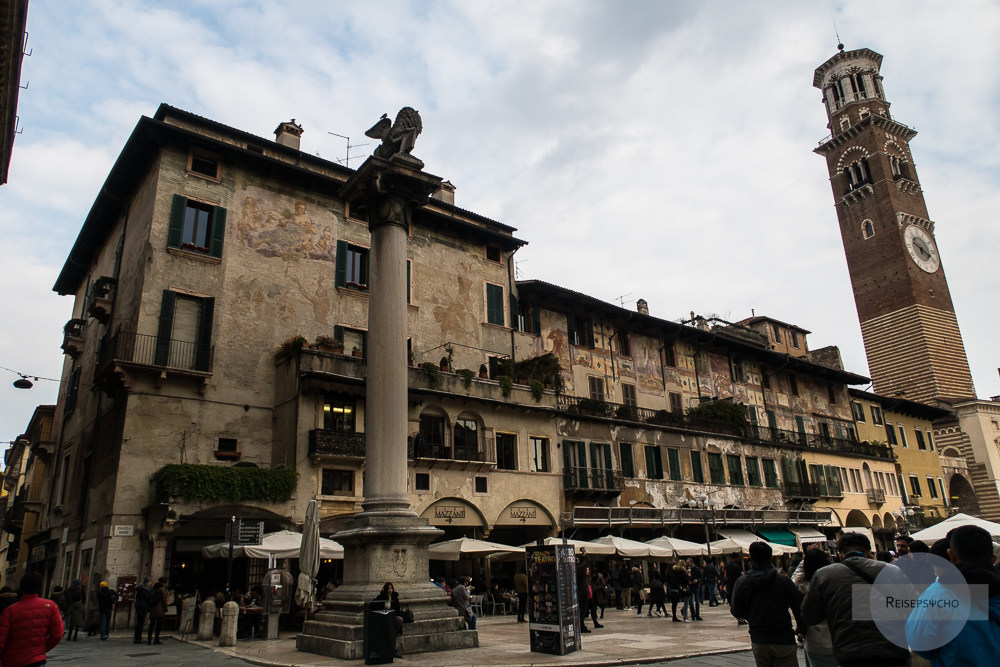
[352,346,363,357]
[439,356,450,372]
[459,368,474,388]
[315,335,343,353]
[276,335,309,360]
[530,379,545,402]
[498,375,513,398]
[478,364,489,379]
[422,362,440,389]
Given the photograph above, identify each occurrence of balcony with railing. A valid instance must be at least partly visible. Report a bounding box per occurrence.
[563,466,625,494]
[308,429,366,459]
[410,430,496,469]
[87,276,116,323]
[783,480,823,501]
[61,318,87,359]
[568,505,833,527]
[866,487,887,506]
[97,330,213,392]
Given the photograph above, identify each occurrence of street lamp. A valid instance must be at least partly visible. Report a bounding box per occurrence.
[893,505,916,536]
[688,493,719,559]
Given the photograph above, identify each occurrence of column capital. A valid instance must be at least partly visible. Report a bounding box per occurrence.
[339,156,443,231]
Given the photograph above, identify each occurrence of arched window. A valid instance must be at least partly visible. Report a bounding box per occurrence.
[454,414,482,461]
[862,220,875,239]
[843,158,871,193]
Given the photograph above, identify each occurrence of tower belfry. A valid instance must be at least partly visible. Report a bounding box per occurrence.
[813,47,976,405]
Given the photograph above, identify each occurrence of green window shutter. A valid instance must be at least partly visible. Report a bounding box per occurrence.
[509,293,519,331]
[167,195,186,249]
[668,449,681,481]
[690,451,704,483]
[209,206,227,258]
[486,284,504,325]
[406,261,411,304]
[155,290,177,366]
[333,325,344,343]
[620,443,633,477]
[195,297,215,371]
[335,240,348,288]
[781,457,795,484]
[767,410,778,431]
[577,441,588,488]
[644,447,656,479]
[532,305,541,335]
[585,316,595,348]
[567,313,577,345]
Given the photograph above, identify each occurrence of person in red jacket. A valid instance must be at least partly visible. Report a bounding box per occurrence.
[0,572,64,667]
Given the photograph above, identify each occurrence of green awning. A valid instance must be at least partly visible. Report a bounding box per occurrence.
[756,527,797,546]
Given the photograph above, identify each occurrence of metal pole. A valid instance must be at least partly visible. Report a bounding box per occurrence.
[226,515,235,599]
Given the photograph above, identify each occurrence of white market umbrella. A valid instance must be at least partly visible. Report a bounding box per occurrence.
[707,537,746,555]
[428,537,524,561]
[909,513,1000,545]
[645,536,709,557]
[295,500,321,610]
[518,537,617,556]
[586,536,672,559]
[711,529,797,556]
[202,530,344,560]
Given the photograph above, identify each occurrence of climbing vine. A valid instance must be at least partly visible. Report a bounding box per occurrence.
[152,464,298,504]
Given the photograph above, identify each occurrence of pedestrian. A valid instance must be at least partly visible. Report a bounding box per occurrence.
[592,569,608,620]
[631,566,645,616]
[133,577,152,644]
[648,567,667,617]
[703,557,720,607]
[687,557,703,621]
[64,579,85,641]
[0,572,64,667]
[610,562,623,610]
[97,581,115,640]
[802,532,909,666]
[792,548,835,667]
[619,562,633,610]
[895,535,913,557]
[513,566,528,623]
[668,560,689,622]
[450,576,476,630]
[147,579,166,645]
[0,586,17,613]
[725,555,746,625]
[373,582,403,659]
[906,525,1000,665]
[731,541,804,667]
[50,585,66,628]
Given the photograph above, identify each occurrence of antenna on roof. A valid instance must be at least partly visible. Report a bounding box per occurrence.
[327,132,371,168]
[514,259,528,280]
[612,293,633,308]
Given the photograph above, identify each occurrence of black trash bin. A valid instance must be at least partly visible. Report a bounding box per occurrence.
[363,601,396,665]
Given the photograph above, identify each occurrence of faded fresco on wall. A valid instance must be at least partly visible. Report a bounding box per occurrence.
[635,338,663,393]
[236,191,337,261]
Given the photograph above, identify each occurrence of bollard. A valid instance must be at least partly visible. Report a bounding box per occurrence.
[197,599,216,641]
[219,601,238,646]
[180,597,196,635]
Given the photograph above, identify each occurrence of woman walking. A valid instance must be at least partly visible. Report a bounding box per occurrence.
[668,561,689,622]
[64,580,85,641]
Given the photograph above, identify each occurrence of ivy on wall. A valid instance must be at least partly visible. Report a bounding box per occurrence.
[152,464,298,504]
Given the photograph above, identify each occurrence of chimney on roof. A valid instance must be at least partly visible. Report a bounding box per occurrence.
[274,119,304,150]
[636,299,649,315]
[432,180,456,205]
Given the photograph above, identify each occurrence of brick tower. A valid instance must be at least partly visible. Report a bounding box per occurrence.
[813,46,976,406]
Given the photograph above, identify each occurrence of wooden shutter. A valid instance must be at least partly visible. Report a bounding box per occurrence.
[585,316,595,348]
[154,290,176,366]
[509,293,519,331]
[335,240,348,287]
[566,313,577,345]
[333,325,344,344]
[209,206,227,258]
[167,195,186,248]
[532,304,541,335]
[195,297,215,371]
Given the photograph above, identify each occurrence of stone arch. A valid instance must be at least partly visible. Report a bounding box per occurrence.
[862,219,875,239]
[871,514,883,529]
[493,499,557,530]
[884,138,911,162]
[836,146,871,172]
[948,474,979,516]
[941,447,961,458]
[845,509,871,528]
[419,497,488,531]
[883,513,896,531]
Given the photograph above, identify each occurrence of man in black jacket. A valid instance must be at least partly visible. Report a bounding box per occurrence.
[133,577,152,644]
[731,541,803,667]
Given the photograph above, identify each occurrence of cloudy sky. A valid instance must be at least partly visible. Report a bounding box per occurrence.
[2,0,998,443]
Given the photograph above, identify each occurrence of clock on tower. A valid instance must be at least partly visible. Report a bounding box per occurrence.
[813,46,976,405]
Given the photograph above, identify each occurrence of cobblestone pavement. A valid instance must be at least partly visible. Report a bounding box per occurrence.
[47,633,247,666]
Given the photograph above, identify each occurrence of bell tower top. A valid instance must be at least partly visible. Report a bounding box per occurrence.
[813,47,889,132]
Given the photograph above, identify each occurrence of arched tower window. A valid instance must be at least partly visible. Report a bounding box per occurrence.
[843,158,871,193]
[862,220,875,239]
[888,155,914,182]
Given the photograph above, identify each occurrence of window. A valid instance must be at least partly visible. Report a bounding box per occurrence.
[474,476,488,494]
[695,351,709,375]
[871,405,884,425]
[771,324,781,342]
[819,421,832,440]
[794,416,806,443]
[588,376,605,402]
[691,451,704,483]
[529,437,550,472]
[454,418,479,460]
[57,454,71,507]
[418,413,446,455]
[708,453,725,484]
[927,476,938,499]
[619,443,634,478]
[862,219,875,239]
[727,455,744,486]
[644,446,663,480]
[515,299,540,334]
[827,384,837,404]
[730,357,749,383]
[788,374,799,396]
[938,477,947,503]
[851,469,863,492]
[909,475,922,497]
[617,330,631,356]
[496,433,517,470]
[65,367,81,414]
[154,290,214,371]
[915,429,926,451]
[168,195,227,257]
[323,399,355,431]
[762,458,778,488]
[485,244,502,263]
[667,448,681,481]
[415,472,430,491]
[851,401,866,422]
[332,325,366,358]
[590,442,614,489]
[745,457,761,486]
[790,331,800,349]
[669,392,683,415]
[926,430,935,451]
[898,425,908,448]
[663,343,676,367]
[335,241,369,290]
[485,283,505,326]
[621,383,637,408]
[885,423,897,445]
[217,437,238,453]
[321,469,354,496]
[567,312,594,348]
[187,152,220,179]
[843,158,872,193]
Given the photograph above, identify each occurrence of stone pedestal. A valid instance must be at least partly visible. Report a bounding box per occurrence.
[296,152,476,658]
[197,600,216,641]
[219,601,238,646]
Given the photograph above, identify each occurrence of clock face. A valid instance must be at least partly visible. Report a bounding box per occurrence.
[903,225,940,273]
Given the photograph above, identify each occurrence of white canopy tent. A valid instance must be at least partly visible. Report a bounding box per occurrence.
[791,528,829,551]
[586,536,672,559]
[517,537,617,556]
[428,537,524,561]
[712,529,797,555]
[202,530,344,562]
[909,513,1000,545]
[645,536,709,557]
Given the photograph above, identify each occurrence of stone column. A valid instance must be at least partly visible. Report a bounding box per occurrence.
[197,599,216,641]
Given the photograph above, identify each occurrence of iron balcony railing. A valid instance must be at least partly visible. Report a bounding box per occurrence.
[99,330,213,373]
[563,466,625,493]
[308,429,366,458]
[410,430,496,464]
[559,395,893,460]
[783,481,823,500]
[569,505,834,527]
[866,488,887,505]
